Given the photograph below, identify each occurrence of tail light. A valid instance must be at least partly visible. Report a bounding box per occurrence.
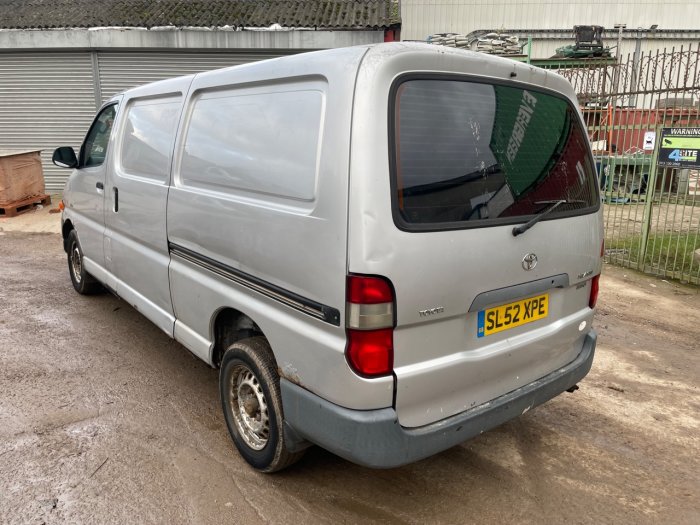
[346,275,394,377]
[589,239,603,309]
[589,274,600,309]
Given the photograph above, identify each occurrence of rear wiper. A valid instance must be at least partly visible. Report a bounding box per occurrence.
[512,199,586,237]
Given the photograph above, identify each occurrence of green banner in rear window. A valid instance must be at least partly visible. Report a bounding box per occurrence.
[490,86,568,197]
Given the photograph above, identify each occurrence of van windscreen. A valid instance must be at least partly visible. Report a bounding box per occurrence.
[392,79,599,229]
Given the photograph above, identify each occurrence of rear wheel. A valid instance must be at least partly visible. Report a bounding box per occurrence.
[66,230,102,294]
[220,337,304,472]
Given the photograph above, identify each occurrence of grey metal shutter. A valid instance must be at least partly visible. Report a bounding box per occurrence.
[0,50,299,194]
[0,52,96,192]
[97,51,295,102]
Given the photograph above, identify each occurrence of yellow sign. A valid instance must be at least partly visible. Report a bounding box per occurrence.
[477,293,549,337]
[659,128,700,169]
[660,136,700,150]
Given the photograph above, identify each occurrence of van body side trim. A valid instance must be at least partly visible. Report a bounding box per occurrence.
[168,243,341,326]
[174,319,213,364]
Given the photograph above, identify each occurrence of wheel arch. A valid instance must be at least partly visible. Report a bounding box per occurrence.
[61,218,74,253]
[211,307,267,368]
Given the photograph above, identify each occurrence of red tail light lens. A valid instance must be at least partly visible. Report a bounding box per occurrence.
[589,274,600,309]
[346,274,395,377]
[346,328,394,377]
[347,275,393,304]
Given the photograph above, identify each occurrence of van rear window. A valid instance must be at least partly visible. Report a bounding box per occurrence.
[392,78,599,229]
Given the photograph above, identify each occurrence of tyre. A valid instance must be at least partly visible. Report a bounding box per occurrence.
[66,230,102,295]
[220,336,304,472]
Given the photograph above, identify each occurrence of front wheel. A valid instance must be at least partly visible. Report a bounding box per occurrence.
[220,337,304,472]
[66,230,102,294]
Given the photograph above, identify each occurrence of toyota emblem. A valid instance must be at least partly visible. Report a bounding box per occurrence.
[522,253,538,271]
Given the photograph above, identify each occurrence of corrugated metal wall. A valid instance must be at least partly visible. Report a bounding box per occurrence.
[97,51,292,102]
[0,53,97,191]
[0,50,293,193]
[402,0,700,41]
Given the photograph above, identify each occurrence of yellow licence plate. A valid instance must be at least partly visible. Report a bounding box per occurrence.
[477,293,549,338]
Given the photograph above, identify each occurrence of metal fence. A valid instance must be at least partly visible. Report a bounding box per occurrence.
[553,45,700,284]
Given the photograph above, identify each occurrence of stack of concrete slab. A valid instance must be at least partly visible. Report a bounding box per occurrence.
[426,33,470,49]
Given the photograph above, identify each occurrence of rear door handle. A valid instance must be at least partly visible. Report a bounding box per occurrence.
[113,187,119,213]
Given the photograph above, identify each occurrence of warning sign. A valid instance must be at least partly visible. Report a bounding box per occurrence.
[658,128,700,168]
[643,131,656,151]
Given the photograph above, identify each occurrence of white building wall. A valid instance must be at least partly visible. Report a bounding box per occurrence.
[402,0,700,41]
[0,27,384,51]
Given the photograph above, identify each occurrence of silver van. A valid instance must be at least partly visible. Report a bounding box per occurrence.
[53,43,603,472]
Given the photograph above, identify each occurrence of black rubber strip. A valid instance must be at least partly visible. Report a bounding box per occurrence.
[168,242,341,326]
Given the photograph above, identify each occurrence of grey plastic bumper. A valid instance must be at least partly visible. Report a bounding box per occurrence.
[281,331,596,468]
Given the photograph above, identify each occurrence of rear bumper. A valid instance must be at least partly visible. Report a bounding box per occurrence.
[281,330,596,468]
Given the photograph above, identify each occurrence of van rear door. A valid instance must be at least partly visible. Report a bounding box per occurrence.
[349,76,603,428]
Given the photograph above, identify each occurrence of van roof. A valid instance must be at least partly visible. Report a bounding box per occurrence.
[114,42,573,103]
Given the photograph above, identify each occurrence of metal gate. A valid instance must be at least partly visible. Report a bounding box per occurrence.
[555,44,700,284]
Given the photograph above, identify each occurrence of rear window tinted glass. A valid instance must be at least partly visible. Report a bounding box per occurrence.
[393,79,598,228]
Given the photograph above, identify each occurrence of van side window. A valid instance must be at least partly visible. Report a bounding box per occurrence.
[180,87,324,201]
[82,104,117,168]
[120,97,180,181]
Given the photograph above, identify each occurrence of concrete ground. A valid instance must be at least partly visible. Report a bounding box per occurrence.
[0,195,63,234]
[0,211,698,524]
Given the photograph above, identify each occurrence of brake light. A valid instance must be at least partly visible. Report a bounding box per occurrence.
[347,328,393,376]
[345,274,395,377]
[589,274,600,309]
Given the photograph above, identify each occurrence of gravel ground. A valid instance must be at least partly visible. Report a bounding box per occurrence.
[0,230,698,525]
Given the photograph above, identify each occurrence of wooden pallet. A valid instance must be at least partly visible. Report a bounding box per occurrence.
[0,194,51,218]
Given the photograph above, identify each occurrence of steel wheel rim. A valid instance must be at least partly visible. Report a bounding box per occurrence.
[71,245,82,284]
[229,364,269,450]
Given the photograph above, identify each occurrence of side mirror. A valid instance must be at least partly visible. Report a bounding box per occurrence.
[52,147,78,168]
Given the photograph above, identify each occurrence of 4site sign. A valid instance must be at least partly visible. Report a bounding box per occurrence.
[658,128,700,169]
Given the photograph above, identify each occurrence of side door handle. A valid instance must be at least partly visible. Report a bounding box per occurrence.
[113,187,119,213]
[96,181,104,190]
